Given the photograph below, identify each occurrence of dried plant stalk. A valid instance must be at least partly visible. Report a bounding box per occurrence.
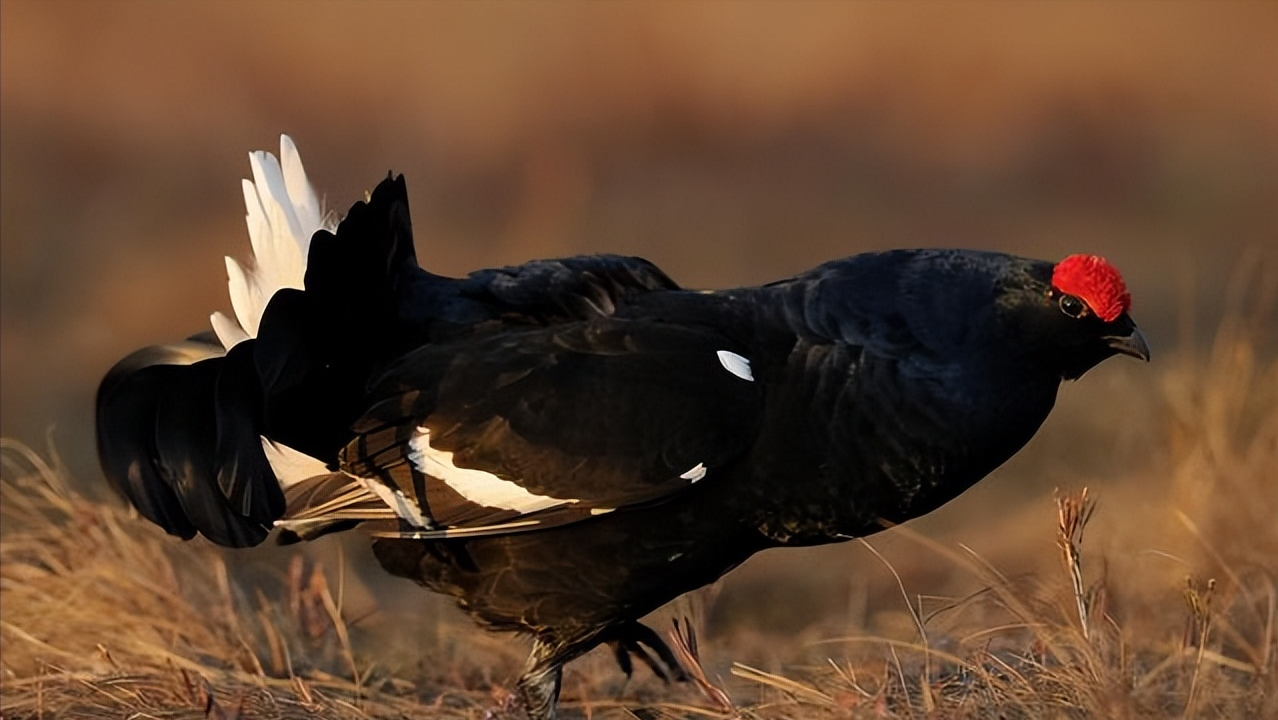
[668,617,737,717]
[1055,487,1096,641]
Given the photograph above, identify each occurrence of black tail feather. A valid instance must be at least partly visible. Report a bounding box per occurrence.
[97,174,432,548]
[151,357,272,547]
[213,340,284,522]
[96,337,277,546]
[97,352,206,540]
[305,174,418,315]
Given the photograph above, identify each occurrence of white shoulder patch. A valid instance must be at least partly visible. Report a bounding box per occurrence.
[716,350,754,381]
[680,462,708,482]
[408,427,573,514]
[260,437,329,489]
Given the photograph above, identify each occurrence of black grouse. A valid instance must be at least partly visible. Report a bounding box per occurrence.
[96,137,1150,719]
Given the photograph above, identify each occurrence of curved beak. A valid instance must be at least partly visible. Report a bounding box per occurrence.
[1104,323,1151,361]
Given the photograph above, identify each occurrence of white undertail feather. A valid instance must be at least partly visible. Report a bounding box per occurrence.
[211,135,335,350]
[262,437,434,530]
[260,438,332,489]
[276,475,401,535]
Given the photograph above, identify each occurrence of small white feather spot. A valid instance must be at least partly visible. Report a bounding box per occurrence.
[680,462,708,482]
[716,350,754,381]
[590,507,616,516]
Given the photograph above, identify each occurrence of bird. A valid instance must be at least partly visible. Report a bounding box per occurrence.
[96,136,1150,719]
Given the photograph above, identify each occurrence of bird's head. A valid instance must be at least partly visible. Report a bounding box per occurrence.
[1001,253,1149,380]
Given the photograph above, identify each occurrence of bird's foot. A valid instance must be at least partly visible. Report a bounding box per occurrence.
[607,621,689,684]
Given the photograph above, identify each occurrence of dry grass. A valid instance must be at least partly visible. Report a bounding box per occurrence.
[0,439,479,719]
[2,288,1275,718]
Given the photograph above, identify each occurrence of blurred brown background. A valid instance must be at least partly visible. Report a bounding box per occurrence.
[4,0,1276,478]
[2,0,1276,639]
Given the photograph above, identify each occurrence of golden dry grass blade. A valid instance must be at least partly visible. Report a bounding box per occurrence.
[728,663,833,706]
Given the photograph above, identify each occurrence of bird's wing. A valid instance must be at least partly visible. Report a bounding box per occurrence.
[324,318,763,539]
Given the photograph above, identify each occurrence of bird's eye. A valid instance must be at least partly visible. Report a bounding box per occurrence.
[1058,294,1088,319]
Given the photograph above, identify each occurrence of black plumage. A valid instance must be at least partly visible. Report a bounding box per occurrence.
[96,170,1149,719]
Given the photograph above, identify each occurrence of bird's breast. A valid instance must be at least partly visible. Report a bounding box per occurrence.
[742,345,1057,545]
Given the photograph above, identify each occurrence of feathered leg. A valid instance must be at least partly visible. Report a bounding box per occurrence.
[517,649,561,720]
[517,634,591,720]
